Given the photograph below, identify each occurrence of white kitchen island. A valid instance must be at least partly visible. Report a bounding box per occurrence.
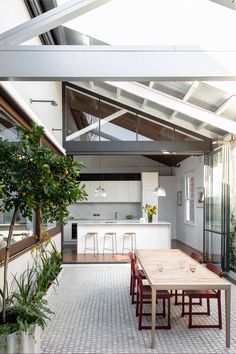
[77,221,171,254]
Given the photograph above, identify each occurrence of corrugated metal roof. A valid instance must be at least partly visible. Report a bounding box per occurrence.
[153,81,192,100]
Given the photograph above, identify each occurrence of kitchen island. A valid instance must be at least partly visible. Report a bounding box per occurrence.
[77,221,171,254]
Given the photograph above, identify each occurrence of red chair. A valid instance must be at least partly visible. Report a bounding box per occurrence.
[181,263,223,329]
[174,252,203,306]
[128,252,134,296]
[135,264,171,330]
[128,252,146,304]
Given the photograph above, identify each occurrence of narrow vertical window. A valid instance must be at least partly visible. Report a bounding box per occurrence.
[185,175,195,225]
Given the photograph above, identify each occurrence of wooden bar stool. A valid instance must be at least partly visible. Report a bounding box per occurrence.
[122,232,136,255]
[84,232,99,256]
[103,232,117,255]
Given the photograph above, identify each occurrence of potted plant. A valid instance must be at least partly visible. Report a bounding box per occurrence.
[0,124,87,352]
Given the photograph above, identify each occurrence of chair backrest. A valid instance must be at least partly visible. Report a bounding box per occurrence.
[206,263,224,278]
[128,252,134,262]
[191,252,203,264]
[134,263,144,292]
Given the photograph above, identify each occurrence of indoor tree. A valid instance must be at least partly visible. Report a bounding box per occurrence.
[0,124,87,323]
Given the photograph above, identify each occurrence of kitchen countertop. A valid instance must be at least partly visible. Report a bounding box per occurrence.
[73,220,171,225]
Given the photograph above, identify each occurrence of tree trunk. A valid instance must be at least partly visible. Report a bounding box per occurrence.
[2,208,18,323]
[35,206,42,240]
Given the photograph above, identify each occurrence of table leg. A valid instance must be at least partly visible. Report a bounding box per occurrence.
[225,286,231,348]
[151,287,156,349]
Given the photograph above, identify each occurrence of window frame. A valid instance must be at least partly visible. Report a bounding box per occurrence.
[0,94,62,264]
[184,173,196,226]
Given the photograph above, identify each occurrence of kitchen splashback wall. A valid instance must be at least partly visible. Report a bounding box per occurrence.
[69,203,142,221]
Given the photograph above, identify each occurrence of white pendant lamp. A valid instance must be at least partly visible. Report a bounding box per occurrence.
[153,186,166,197]
[94,185,107,198]
[94,156,106,198]
[153,165,166,197]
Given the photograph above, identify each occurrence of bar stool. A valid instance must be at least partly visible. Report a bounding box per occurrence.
[84,232,99,256]
[103,232,117,255]
[122,232,136,255]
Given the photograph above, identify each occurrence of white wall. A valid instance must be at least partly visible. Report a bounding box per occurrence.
[0,0,63,146]
[69,202,141,221]
[75,155,172,175]
[159,176,176,238]
[174,155,204,252]
[0,234,61,290]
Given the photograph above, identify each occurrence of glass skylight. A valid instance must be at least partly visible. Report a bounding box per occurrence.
[57,0,236,49]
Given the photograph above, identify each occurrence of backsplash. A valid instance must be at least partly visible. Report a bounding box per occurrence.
[69,203,142,221]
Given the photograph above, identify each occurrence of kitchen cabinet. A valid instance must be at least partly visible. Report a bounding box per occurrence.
[141,172,158,191]
[128,181,141,202]
[80,180,141,203]
[141,172,158,207]
[115,181,129,202]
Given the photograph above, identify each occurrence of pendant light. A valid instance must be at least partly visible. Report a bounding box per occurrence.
[153,164,166,197]
[94,156,106,198]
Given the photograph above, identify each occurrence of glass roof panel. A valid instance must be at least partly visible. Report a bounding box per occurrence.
[57,0,236,49]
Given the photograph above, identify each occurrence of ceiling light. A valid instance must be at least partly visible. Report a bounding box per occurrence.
[154,186,166,197]
[94,185,107,198]
[153,165,166,197]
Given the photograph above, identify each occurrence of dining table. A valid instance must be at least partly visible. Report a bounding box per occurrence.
[134,249,231,349]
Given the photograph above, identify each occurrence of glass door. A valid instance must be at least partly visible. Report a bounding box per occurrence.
[204,146,230,270]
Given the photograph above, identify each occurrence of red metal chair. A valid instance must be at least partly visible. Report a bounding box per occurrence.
[128,252,134,296]
[174,251,203,306]
[181,263,224,329]
[128,252,146,304]
[135,264,171,330]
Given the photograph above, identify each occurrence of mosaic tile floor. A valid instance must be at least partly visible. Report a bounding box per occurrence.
[42,265,236,354]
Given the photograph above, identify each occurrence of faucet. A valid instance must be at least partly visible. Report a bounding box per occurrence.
[115,212,118,220]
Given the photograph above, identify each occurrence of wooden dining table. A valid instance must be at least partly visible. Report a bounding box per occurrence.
[135,249,231,349]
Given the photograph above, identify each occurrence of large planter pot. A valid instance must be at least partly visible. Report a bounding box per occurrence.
[0,324,41,354]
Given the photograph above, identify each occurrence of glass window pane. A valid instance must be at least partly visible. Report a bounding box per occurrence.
[0,107,21,142]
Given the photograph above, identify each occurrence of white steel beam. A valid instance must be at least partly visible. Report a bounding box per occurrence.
[169,81,199,120]
[66,109,127,141]
[106,81,236,134]
[142,81,154,109]
[1,46,236,80]
[70,81,218,139]
[0,0,111,45]
[116,88,121,99]
[197,95,236,131]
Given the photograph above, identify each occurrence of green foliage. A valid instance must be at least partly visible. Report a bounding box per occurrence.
[0,123,87,325]
[0,123,87,223]
[34,242,62,295]
[230,210,236,272]
[0,243,62,336]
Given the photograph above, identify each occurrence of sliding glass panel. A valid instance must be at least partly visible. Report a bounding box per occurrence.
[204,146,230,269]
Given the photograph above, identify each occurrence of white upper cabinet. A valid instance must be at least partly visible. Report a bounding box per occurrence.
[128,181,141,202]
[103,181,116,202]
[81,180,141,203]
[115,181,129,202]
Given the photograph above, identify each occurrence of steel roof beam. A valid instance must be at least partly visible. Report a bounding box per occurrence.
[169,81,199,120]
[69,81,216,140]
[1,46,236,81]
[106,81,236,135]
[197,95,236,131]
[64,140,212,155]
[66,109,127,141]
[0,0,111,45]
